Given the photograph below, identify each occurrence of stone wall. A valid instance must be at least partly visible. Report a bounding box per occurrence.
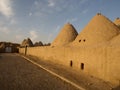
[19,46,120,85]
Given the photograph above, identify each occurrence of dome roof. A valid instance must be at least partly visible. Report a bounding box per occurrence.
[21,38,33,47]
[114,17,120,28]
[34,41,43,46]
[51,23,78,46]
[73,13,120,46]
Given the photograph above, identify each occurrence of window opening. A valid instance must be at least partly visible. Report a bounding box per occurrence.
[81,63,84,70]
[70,60,73,67]
[79,40,81,42]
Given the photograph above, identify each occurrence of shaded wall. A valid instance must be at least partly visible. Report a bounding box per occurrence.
[0,47,19,53]
[19,46,120,85]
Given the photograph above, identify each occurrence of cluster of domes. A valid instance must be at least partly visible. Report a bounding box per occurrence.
[51,13,120,47]
[21,13,120,47]
[21,38,47,47]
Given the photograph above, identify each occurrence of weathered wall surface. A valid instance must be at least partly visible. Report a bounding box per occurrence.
[106,46,120,85]
[19,46,120,85]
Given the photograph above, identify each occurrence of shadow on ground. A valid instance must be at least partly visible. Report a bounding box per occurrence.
[0,55,2,59]
[112,85,120,90]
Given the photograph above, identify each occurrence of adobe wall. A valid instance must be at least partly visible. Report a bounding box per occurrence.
[106,46,120,85]
[19,46,120,85]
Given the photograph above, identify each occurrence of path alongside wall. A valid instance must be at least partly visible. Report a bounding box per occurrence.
[19,46,120,86]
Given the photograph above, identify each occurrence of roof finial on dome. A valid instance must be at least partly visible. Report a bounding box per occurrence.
[116,17,120,20]
[67,22,71,24]
[97,13,101,16]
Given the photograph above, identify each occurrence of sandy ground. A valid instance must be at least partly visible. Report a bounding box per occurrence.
[23,54,115,90]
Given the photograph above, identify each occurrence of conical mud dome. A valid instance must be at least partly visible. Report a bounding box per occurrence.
[21,39,26,46]
[21,38,33,47]
[73,13,120,46]
[34,41,43,46]
[114,18,120,28]
[51,23,78,46]
[111,18,120,45]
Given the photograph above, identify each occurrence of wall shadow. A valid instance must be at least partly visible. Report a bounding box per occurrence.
[0,55,2,59]
[112,85,120,90]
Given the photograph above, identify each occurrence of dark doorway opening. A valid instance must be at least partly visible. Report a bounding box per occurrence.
[81,63,84,70]
[70,60,73,67]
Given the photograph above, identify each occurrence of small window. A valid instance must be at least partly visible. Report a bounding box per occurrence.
[81,63,84,70]
[70,60,73,67]
[83,39,86,42]
[79,40,81,42]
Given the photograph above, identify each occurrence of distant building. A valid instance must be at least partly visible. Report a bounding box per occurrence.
[0,42,20,53]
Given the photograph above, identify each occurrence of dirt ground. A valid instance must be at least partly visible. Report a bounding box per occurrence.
[0,53,79,90]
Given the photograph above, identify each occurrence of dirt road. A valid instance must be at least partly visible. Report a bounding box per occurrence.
[0,53,78,90]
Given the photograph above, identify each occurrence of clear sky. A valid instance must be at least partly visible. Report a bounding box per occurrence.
[0,0,120,44]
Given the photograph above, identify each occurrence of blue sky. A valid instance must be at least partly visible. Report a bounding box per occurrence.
[0,0,120,44]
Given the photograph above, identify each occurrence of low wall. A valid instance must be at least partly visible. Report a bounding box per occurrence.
[19,46,120,86]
